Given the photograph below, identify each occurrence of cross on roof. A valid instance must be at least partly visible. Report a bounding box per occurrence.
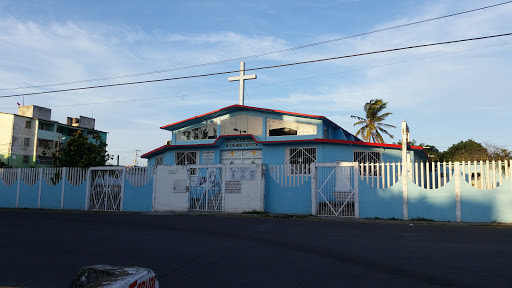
[228,62,256,106]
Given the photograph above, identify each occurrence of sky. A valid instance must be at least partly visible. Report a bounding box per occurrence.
[0,0,511,165]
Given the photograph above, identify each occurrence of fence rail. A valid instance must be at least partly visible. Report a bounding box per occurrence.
[358,160,512,189]
[268,163,311,187]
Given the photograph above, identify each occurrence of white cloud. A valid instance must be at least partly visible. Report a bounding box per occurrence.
[0,0,511,162]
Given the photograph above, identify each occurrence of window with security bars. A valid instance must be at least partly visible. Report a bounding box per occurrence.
[285,147,317,175]
[354,150,382,176]
[154,156,163,166]
[175,151,198,175]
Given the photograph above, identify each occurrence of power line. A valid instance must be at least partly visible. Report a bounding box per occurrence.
[33,40,509,109]
[1,32,510,99]
[1,0,510,92]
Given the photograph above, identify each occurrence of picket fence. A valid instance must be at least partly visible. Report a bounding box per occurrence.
[358,160,512,190]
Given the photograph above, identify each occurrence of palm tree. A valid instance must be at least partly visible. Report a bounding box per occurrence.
[351,99,396,143]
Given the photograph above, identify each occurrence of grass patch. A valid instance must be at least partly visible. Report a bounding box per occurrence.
[410,217,434,222]
[242,210,267,215]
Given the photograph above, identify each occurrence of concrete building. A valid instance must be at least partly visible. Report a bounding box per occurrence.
[141,104,428,167]
[0,105,107,167]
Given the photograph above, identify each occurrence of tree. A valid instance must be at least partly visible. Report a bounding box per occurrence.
[351,99,396,143]
[438,139,511,162]
[0,159,7,168]
[53,131,111,167]
[394,139,441,162]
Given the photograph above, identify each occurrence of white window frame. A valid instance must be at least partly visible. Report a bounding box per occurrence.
[354,150,382,177]
[175,151,198,175]
[285,147,317,175]
[154,156,163,166]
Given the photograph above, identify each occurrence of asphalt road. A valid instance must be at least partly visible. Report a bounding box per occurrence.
[1,210,511,287]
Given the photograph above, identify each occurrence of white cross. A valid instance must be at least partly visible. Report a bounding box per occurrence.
[228,62,256,106]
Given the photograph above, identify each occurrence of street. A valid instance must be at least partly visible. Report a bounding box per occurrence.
[0,210,511,287]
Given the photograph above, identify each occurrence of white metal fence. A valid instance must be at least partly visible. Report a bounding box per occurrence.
[357,160,512,190]
[268,163,311,187]
[313,162,359,217]
[0,167,88,187]
[126,166,153,187]
[188,165,224,211]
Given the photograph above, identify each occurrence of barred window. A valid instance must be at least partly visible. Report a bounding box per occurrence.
[154,156,163,166]
[286,147,317,175]
[354,150,382,176]
[36,155,54,165]
[175,151,198,175]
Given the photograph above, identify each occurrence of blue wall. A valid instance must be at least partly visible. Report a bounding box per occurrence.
[460,178,512,223]
[359,179,404,219]
[18,182,39,208]
[265,170,311,214]
[123,179,153,212]
[407,177,457,222]
[40,182,62,209]
[0,181,18,208]
[62,182,87,210]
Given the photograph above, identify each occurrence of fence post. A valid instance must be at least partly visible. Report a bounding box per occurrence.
[353,162,359,218]
[221,164,226,212]
[38,168,43,209]
[85,168,92,210]
[454,163,461,222]
[120,168,126,212]
[16,168,21,208]
[401,122,409,220]
[152,166,157,212]
[311,163,317,215]
[61,168,67,209]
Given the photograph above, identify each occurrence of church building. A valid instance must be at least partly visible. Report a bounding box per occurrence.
[141,104,428,168]
[141,62,428,168]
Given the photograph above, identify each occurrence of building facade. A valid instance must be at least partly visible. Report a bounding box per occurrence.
[141,105,428,168]
[0,105,107,167]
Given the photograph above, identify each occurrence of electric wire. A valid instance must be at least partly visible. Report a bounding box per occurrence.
[0,0,510,92]
[1,39,509,110]
[1,32,511,99]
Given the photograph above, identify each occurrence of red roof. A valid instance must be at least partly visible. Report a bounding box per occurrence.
[141,134,426,159]
[160,104,342,130]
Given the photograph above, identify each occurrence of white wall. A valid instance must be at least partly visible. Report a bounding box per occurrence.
[0,113,14,155]
[153,165,189,212]
[153,164,265,213]
[224,164,265,213]
[11,115,36,155]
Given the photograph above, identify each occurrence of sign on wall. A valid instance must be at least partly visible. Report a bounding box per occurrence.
[225,138,258,148]
[202,151,214,165]
[228,166,257,180]
[225,180,242,193]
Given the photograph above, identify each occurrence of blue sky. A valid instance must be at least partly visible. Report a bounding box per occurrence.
[0,0,511,165]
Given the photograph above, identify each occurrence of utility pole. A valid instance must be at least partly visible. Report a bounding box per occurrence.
[134,150,141,167]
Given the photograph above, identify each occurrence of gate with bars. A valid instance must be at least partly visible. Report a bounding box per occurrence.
[188,165,225,211]
[312,162,359,217]
[86,167,125,211]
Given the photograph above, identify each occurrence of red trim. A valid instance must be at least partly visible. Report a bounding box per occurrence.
[141,134,426,158]
[140,145,169,158]
[160,104,333,129]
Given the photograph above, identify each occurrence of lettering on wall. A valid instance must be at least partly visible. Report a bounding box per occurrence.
[225,180,242,193]
[225,138,258,148]
[228,167,257,180]
[202,151,214,165]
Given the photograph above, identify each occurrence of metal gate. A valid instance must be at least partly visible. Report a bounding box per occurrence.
[188,165,224,211]
[87,167,125,211]
[313,162,359,217]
